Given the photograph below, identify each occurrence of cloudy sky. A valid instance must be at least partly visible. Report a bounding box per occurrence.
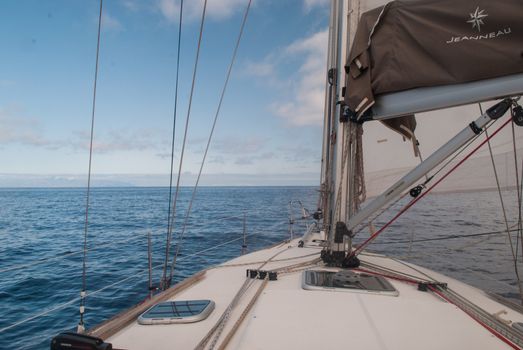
[1,0,520,188]
[0,0,332,186]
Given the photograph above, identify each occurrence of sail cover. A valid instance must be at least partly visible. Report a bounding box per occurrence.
[345,0,523,120]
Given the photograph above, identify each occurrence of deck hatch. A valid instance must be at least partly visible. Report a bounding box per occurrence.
[302,270,398,296]
[138,299,215,325]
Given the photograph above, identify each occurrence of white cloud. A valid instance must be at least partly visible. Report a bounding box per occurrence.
[243,60,275,78]
[0,172,320,187]
[0,107,170,155]
[234,152,275,165]
[158,0,179,21]
[158,0,247,22]
[0,108,54,147]
[242,29,328,126]
[67,129,164,154]
[120,0,140,11]
[273,29,328,126]
[205,0,248,19]
[213,136,268,155]
[102,12,124,31]
[303,0,330,11]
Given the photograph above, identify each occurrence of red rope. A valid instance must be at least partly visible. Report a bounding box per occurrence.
[428,285,521,349]
[351,116,513,257]
[353,268,419,285]
[355,268,521,349]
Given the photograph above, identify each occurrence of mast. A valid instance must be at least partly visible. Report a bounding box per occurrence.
[345,0,362,221]
[335,0,350,225]
[321,0,360,267]
[320,0,343,236]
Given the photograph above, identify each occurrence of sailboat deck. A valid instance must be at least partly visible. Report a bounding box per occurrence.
[104,234,523,349]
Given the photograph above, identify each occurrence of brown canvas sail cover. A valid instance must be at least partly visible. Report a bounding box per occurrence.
[345,0,523,126]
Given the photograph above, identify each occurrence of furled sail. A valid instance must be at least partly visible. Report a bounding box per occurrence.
[345,0,523,125]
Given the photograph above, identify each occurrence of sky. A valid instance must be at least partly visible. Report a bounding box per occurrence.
[0,0,521,188]
[0,0,331,186]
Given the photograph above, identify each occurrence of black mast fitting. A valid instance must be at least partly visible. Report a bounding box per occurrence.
[320,222,360,268]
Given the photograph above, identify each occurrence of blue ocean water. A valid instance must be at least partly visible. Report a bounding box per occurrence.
[0,186,521,349]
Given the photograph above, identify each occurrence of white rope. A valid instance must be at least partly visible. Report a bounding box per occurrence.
[207,279,255,350]
[213,257,321,350]
[199,246,291,349]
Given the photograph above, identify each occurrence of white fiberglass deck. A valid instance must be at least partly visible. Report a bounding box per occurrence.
[103,233,523,350]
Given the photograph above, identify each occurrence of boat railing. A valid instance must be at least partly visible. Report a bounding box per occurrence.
[0,209,282,275]
[0,214,296,336]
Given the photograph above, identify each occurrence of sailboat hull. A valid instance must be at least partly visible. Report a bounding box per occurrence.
[94,232,523,350]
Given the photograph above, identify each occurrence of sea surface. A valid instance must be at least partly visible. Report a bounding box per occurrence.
[0,186,522,349]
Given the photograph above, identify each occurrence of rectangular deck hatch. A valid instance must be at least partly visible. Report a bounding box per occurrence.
[138,299,215,325]
[302,270,398,296]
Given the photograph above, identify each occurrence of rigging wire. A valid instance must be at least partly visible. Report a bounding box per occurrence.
[520,157,523,268]
[356,263,523,349]
[351,115,512,257]
[393,237,517,290]
[161,0,207,289]
[428,286,522,350]
[371,227,521,245]
[510,113,523,264]
[78,0,103,333]
[163,0,184,288]
[395,249,520,293]
[351,119,499,238]
[167,0,253,286]
[419,119,495,187]
[368,222,523,297]
[480,102,523,302]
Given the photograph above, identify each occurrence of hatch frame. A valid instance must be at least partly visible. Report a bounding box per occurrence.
[137,299,215,325]
[302,269,399,296]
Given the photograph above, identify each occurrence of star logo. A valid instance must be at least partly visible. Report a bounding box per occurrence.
[467,6,488,32]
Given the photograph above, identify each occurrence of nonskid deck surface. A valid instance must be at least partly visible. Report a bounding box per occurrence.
[102,233,523,350]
